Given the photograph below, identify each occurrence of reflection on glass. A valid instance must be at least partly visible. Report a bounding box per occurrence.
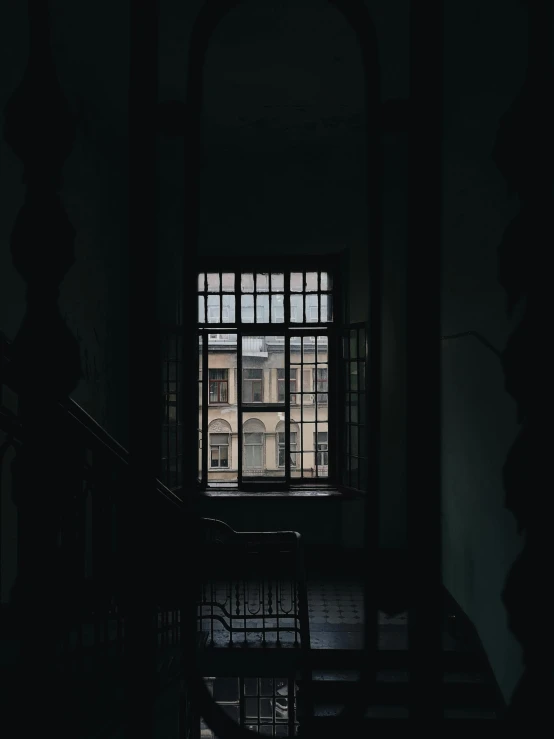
[198,296,205,323]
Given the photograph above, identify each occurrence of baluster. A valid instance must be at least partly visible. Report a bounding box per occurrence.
[4,1,81,734]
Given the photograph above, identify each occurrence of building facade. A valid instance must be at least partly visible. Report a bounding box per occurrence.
[203,334,329,483]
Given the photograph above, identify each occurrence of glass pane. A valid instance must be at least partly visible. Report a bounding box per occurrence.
[212,678,239,702]
[351,425,359,456]
[350,329,358,359]
[321,271,332,290]
[222,294,235,323]
[271,294,284,323]
[242,294,254,323]
[222,272,235,292]
[359,327,365,355]
[305,271,318,292]
[256,273,269,292]
[256,294,269,322]
[290,294,302,323]
[207,295,220,323]
[302,337,316,364]
[291,272,303,292]
[207,273,220,292]
[241,273,254,293]
[198,273,205,291]
[271,273,284,292]
[321,294,333,322]
[350,395,358,424]
[305,294,318,322]
[198,295,205,323]
[350,361,358,391]
[316,335,328,355]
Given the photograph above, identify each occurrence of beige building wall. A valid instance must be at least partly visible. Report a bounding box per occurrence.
[200,347,328,482]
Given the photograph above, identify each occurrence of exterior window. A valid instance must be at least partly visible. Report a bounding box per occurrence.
[277,368,297,404]
[244,432,264,469]
[209,369,228,403]
[277,431,298,467]
[198,268,335,488]
[243,368,263,403]
[316,367,328,404]
[210,433,229,468]
[316,432,328,466]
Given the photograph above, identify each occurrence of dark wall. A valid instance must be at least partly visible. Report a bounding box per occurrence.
[0,2,536,701]
[441,0,531,703]
[159,0,410,549]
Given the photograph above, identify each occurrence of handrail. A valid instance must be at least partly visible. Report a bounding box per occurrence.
[0,331,182,508]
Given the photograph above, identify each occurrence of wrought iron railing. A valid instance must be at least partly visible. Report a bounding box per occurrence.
[198,518,310,650]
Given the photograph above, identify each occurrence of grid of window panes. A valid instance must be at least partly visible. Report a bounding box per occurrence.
[197,271,333,326]
[198,271,333,487]
[161,328,182,490]
[289,335,329,479]
[341,325,367,491]
[200,677,297,737]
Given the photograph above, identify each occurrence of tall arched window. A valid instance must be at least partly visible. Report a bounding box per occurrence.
[243,418,265,474]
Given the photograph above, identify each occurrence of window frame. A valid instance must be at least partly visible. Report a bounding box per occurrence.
[210,432,230,468]
[277,367,298,404]
[277,430,298,468]
[197,256,340,492]
[208,368,229,404]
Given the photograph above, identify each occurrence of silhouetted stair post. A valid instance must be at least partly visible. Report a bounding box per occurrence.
[3,0,82,734]
[125,1,161,737]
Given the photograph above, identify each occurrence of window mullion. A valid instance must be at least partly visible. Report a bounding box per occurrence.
[285,333,291,486]
[237,324,243,488]
[284,274,291,486]
[201,332,209,487]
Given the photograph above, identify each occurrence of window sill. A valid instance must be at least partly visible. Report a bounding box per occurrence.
[200,487,360,500]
